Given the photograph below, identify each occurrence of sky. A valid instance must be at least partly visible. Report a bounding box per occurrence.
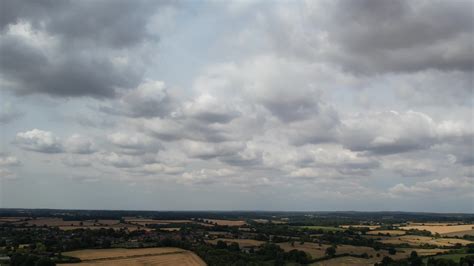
[0,0,473,212]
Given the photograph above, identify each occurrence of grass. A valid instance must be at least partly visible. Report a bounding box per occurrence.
[422,253,474,263]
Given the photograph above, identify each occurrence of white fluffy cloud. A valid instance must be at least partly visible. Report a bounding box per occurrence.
[15,129,63,153]
[389,177,474,198]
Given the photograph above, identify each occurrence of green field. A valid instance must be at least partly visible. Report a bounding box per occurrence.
[296,225,344,232]
[423,253,474,263]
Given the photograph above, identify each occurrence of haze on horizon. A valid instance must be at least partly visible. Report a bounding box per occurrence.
[0,0,473,212]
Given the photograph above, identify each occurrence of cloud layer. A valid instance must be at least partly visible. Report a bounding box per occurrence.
[1,0,472,211]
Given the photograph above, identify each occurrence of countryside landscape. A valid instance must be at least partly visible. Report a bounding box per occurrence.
[0,0,473,265]
[1,209,474,265]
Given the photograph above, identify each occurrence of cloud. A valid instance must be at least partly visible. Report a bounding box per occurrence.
[264,0,473,74]
[0,0,171,46]
[97,152,141,168]
[101,80,175,118]
[180,168,237,185]
[107,132,162,155]
[0,168,17,180]
[15,129,63,153]
[62,156,92,167]
[340,111,437,155]
[0,102,24,124]
[389,177,474,197]
[182,140,244,160]
[64,134,96,154]
[0,22,141,98]
[0,1,178,98]
[326,0,474,74]
[0,154,21,167]
[69,175,100,183]
[183,93,240,124]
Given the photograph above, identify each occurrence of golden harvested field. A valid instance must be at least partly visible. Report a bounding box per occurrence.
[0,217,26,223]
[367,230,406,236]
[400,224,474,235]
[203,219,246,226]
[278,242,329,258]
[63,247,206,266]
[206,238,265,248]
[311,256,377,266]
[443,230,474,237]
[379,235,473,247]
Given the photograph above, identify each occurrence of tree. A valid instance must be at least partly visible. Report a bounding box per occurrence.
[379,256,393,265]
[216,240,227,249]
[409,251,422,266]
[229,242,240,252]
[325,246,336,257]
[388,247,396,255]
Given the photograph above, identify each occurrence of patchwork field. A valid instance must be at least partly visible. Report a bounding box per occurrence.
[422,253,474,264]
[278,241,448,263]
[125,218,193,226]
[341,225,381,230]
[63,247,206,266]
[253,219,288,224]
[378,235,473,247]
[367,230,406,236]
[10,217,152,231]
[311,248,447,265]
[206,238,265,248]
[202,219,246,226]
[0,217,26,223]
[278,242,329,258]
[14,218,95,227]
[400,224,474,235]
[311,256,377,266]
[278,242,378,259]
[443,230,474,237]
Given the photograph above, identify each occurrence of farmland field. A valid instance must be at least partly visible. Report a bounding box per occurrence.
[62,247,206,266]
[311,256,377,266]
[296,225,344,232]
[206,238,265,248]
[422,253,474,264]
[379,235,473,247]
[400,223,474,235]
[367,230,406,236]
[277,242,329,258]
[341,225,381,230]
[202,219,246,226]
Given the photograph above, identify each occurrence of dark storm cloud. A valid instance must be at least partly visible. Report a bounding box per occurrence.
[0,0,175,98]
[326,0,474,74]
[0,34,140,98]
[0,0,169,46]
